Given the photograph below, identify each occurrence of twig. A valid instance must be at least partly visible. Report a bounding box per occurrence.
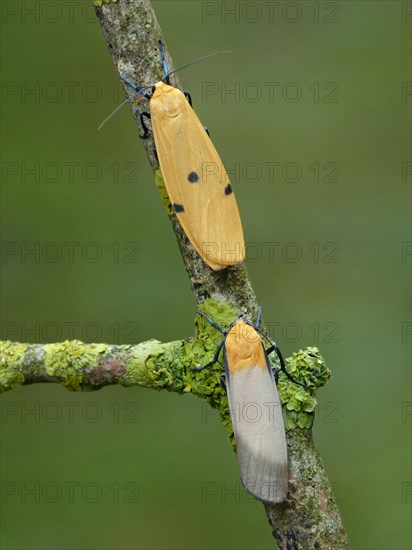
[92,2,349,546]
[94,0,257,316]
[0,0,350,547]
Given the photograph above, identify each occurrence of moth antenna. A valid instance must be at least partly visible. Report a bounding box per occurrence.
[98,81,151,131]
[164,49,233,81]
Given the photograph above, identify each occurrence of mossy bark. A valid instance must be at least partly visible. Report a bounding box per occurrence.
[1,297,348,549]
[0,1,350,548]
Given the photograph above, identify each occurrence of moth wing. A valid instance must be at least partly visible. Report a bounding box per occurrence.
[226,363,288,504]
[150,87,245,270]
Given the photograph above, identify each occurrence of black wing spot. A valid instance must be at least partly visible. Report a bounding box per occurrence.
[224,183,233,196]
[187,171,199,183]
[173,203,185,213]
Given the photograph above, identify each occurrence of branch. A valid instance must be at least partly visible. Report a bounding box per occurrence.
[94,0,258,316]
[1,303,329,444]
[1,0,350,547]
[0,338,185,393]
[1,298,348,548]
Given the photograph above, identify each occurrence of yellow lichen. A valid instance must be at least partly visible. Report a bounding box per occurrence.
[93,0,118,7]
[44,341,109,391]
[0,341,28,392]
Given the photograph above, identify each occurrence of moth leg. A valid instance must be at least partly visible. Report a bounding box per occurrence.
[266,344,304,387]
[183,90,210,134]
[153,146,158,163]
[197,310,226,335]
[139,111,151,139]
[219,374,227,390]
[183,90,193,107]
[191,339,225,372]
[271,365,279,385]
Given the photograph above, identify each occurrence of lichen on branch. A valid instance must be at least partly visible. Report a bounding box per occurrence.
[1,299,329,441]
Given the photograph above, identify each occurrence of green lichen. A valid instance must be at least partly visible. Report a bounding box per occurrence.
[44,341,108,391]
[154,169,172,214]
[288,347,330,390]
[0,341,26,392]
[93,0,118,7]
[277,347,330,430]
[184,299,235,435]
[0,368,25,392]
[122,339,184,392]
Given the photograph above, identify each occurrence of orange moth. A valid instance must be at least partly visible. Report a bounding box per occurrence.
[193,309,303,504]
[101,40,245,271]
[149,81,245,270]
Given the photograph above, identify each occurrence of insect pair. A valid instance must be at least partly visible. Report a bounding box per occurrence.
[100,40,245,271]
[101,42,298,503]
[193,309,304,504]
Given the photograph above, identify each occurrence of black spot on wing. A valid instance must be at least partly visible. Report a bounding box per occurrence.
[187,171,199,183]
[173,203,185,213]
[224,183,233,196]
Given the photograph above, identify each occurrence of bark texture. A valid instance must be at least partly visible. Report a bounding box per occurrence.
[0,1,350,548]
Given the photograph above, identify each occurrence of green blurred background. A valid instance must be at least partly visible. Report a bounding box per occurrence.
[1,1,410,548]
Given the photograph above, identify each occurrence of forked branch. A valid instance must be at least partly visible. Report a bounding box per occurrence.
[0,0,349,547]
